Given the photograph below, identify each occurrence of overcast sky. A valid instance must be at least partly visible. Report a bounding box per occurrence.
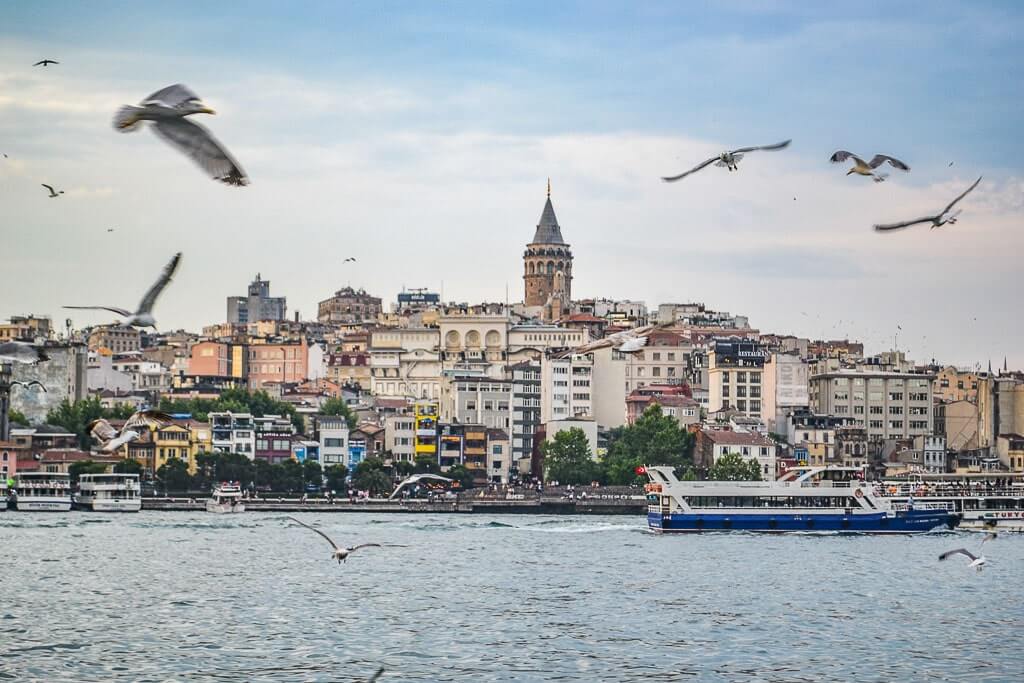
[2,1,1022,368]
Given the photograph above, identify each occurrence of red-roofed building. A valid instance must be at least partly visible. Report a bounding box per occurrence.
[626,392,700,427]
[560,313,607,340]
[695,428,778,480]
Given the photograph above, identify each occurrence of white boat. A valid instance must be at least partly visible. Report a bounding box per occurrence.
[13,472,73,511]
[207,482,245,513]
[1,479,8,511]
[880,474,1024,532]
[76,473,142,512]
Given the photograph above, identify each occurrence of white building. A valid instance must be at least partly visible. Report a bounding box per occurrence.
[540,353,593,423]
[318,415,350,470]
[369,327,443,400]
[761,352,810,432]
[510,361,542,465]
[87,352,133,393]
[708,338,767,421]
[547,417,599,459]
[384,414,416,463]
[209,412,256,458]
[448,375,512,429]
[698,429,777,480]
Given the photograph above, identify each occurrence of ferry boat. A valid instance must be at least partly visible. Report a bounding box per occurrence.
[880,473,1024,532]
[12,472,73,511]
[644,465,960,534]
[207,482,245,513]
[1,478,8,511]
[75,473,142,512]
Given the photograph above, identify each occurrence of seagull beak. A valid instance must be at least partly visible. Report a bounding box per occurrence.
[198,104,216,115]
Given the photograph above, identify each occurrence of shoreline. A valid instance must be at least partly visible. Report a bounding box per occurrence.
[139,497,646,515]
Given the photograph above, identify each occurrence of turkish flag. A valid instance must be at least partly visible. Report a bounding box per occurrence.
[635,466,646,475]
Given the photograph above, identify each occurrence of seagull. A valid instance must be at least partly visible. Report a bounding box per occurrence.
[567,322,668,356]
[64,252,181,329]
[618,337,649,354]
[33,59,59,67]
[343,257,357,263]
[114,84,248,186]
[830,151,910,182]
[107,228,115,233]
[0,341,49,364]
[88,410,174,453]
[9,380,47,392]
[874,176,982,232]
[939,532,995,571]
[662,140,791,182]
[288,516,382,564]
[41,183,64,198]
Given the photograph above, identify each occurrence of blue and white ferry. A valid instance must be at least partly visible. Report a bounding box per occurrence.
[644,465,960,534]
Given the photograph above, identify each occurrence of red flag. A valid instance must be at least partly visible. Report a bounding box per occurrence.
[635,465,646,475]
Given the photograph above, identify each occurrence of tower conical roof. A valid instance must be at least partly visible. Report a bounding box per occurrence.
[532,196,565,244]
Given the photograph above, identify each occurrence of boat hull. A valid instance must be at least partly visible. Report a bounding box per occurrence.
[14,498,73,512]
[206,501,245,513]
[648,509,958,534]
[79,499,142,512]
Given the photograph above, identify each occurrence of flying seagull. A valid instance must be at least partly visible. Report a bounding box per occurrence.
[88,410,174,453]
[41,183,64,198]
[662,140,791,182]
[343,257,357,263]
[64,252,181,329]
[288,516,382,564]
[9,380,47,392]
[33,59,59,67]
[114,84,248,186]
[0,341,49,364]
[939,547,987,571]
[874,176,982,232]
[830,151,910,182]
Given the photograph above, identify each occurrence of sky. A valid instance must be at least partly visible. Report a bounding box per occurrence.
[1,1,1022,368]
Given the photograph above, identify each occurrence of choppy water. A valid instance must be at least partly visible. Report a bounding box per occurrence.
[1,512,1022,682]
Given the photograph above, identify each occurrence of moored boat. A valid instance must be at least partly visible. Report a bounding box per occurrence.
[76,473,142,512]
[206,482,245,513]
[12,472,73,512]
[879,474,1024,532]
[645,465,960,534]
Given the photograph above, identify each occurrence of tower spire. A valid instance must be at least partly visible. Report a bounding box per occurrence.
[547,177,551,198]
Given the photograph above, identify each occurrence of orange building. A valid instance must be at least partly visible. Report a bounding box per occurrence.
[247,340,309,390]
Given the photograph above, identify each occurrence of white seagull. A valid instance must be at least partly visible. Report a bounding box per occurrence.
[0,341,49,364]
[114,84,248,186]
[874,176,982,232]
[662,140,791,182]
[64,252,181,329]
[830,151,910,182]
[88,410,174,453]
[939,532,996,572]
[41,183,64,198]
[9,380,47,392]
[288,516,383,564]
[566,323,668,356]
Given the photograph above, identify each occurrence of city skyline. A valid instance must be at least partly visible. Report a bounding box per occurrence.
[2,1,1023,368]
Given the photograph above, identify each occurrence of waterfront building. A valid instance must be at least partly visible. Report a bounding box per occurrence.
[995,434,1024,471]
[227,274,286,323]
[317,415,350,470]
[540,352,593,423]
[523,182,573,323]
[934,399,980,451]
[448,374,512,430]
[626,389,699,427]
[348,423,384,469]
[510,361,542,467]
[150,420,211,475]
[708,338,767,421]
[88,325,140,354]
[695,428,778,480]
[414,401,440,462]
[318,286,383,324]
[546,416,598,458]
[254,415,296,464]
[384,414,415,463]
[209,412,255,458]
[760,351,810,432]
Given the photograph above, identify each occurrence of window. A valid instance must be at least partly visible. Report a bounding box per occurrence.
[652,352,661,361]
[836,405,848,414]
[888,406,903,415]
[889,392,903,401]
[750,401,761,413]
[722,371,730,383]
[869,420,883,429]
[668,367,676,377]
[466,401,476,410]
[749,386,760,398]
[889,420,904,429]
[750,373,760,385]
[325,438,345,447]
[736,386,747,398]
[667,353,675,361]
[722,386,730,398]
[737,372,747,383]
[854,405,864,414]
[737,400,747,411]
[492,445,503,454]
[870,406,883,415]
[652,367,661,377]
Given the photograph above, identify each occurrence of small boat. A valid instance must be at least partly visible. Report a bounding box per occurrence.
[12,472,73,512]
[645,465,960,534]
[207,482,245,513]
[76,473,142,512]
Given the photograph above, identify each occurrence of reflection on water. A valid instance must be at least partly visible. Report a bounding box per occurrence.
[1,512,1022,682]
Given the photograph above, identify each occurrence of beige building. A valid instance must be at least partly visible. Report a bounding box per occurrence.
[0,315,52,342]
[88,325,141,354]
[934,399,980,451]
[761,352,809,432]
[809,367,934,441]
[369,328,443,400]
[977,376,1024,448]
[708,339,767,421]
[439,310,510,379]
[624,331,690,391]
[995,434,1024,472]
[934,366,981,403]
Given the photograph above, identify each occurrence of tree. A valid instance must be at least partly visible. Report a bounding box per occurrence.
[393,460,415,477]
[319,397,357,430]
[156,458,191,493]
[708,452,763,481]
[602,404,694,484]
[541,428,600,485]
[68,459,108,485]
[302,459,323,488]
[446,464,477,490]
[47,397,135,450]
[414,454,440,474]
[352,457,392,496]
[113,459,143,476]
[278,459,304,493]
[324,464,349,492]
[7,409,29,426]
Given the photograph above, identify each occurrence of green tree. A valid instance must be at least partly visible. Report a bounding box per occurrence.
[446,464,477,490]
[601,404,694,484]
[7,409,29,426]
[113,459,143,476]
[215,452,255,486]
[47,397,134,450]
[413,454,440,474]
[708,452,763,481]
[302,459,323,488]
[541,428,601,485]
[156,458,191,493]
[351,457,392,496]
[253,458,278,491]
[319,397,357,430]
[67,459,109,485]
[324,464,349,492]
[278,459,304,493]
[157,388,305,435]
[393,460,415,477]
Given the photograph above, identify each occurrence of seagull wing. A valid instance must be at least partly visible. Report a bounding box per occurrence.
[136,252,182,315]
[981,532,997,546]
[125,409,175,431]
[873,216,936,232]
[28,380,47,391]
[869,155,910,171]
[661,156,718,182]
[939,548,977,562]
[348,543,383,552]
[288,516,340,550]
[142,84,202,108]
[41,184,55,194]
[88,418,119,444]
[151,118,248,186]
[63,305,133,317]
[732,139,791,154]
[941,176,982,215]
[830,150,864,165]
